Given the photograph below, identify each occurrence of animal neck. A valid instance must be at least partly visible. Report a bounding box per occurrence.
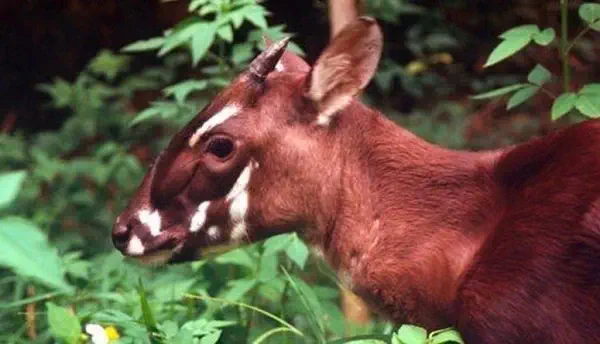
[312,101,503,327]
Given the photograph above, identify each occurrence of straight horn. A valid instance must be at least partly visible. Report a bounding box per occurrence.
[248,37,290,81]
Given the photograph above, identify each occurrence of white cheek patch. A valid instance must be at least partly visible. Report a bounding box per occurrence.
[275,61,284,72]
[227,161,256,242]
[207,226,220,241]
[189,104,241,147]
[190,201,211,232]
[138,209,162,237]
[127,234,145,255]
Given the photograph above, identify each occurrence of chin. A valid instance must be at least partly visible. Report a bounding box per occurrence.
[131,250,175,266]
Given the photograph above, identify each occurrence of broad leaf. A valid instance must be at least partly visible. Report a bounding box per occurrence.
[506,85,539,110]
[393,325,427,344]
[121,37,165,53]
[0,170,26,209]
[484,36,532,67]
[430,329,465,344]
[471,83,527,100]
[533,28,555,46]
[579,3,600,31]
[527,64,552,86]
[498,24,540,39]
[217,24,234,42]
[0,217,72,291]
[580,83,600,95]
[46,302,81,344]
[576,93,600,118]
[243,5,269,29]
[285,234,310,269]
[191,23,217,65]
[263,233,293,256]
[222,278,256,301]
[199,330,222,344]
[163,80,208,103]
[551,93,577,120]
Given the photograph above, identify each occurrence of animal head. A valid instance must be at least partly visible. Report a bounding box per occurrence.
[112,17,383,264]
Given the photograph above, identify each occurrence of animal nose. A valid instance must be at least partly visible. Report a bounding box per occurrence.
[112,221,132,251]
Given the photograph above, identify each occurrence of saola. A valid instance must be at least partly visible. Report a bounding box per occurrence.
[113,17,600,343]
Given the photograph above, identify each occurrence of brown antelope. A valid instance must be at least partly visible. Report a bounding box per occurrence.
[112,17,600,343]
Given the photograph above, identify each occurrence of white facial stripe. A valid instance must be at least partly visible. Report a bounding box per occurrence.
[189,104,241,147]
[138,209,162,237]
[207,226,220,240]
[230,223,247,242]
[127,234,145,255]
[227,161,254,242]
[190,201,211,232]
[226,164,252,201]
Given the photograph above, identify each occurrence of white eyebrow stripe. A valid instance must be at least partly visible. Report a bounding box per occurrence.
[190,201,211,232]
[189,104,241,147]
[138,209,162,237]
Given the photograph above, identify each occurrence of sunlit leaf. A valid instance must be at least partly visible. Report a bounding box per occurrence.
[579,83,600,95]
[576,93,600,117]
[0,170,26,209]
[532,28,555,46]
[498,24,540,39]
[46,302,81,344]
[579,3,600,31]
[484,36,532,67]
[0,217,72,291]
[285,234,309,269]
[393,325,427,344]
[191,23,217,65]
[430,328,465,344]
[506,85,539,110]
[551,92,577,120]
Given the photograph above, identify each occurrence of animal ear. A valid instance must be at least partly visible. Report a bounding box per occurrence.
[262,36,310,74]
[307,17,382,125]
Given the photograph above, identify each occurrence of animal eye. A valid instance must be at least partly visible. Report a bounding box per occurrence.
[204,136,234,159]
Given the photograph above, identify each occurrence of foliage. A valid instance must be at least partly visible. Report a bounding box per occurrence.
[473,2,600,120]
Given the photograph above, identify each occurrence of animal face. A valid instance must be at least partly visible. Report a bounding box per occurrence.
[112,17,382,264]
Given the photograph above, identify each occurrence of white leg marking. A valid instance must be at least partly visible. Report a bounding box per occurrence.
[127,234,145,255]
[189,104,241,147]
[138,209,162,237]
[190,201,211,232]
[207,226,220,240]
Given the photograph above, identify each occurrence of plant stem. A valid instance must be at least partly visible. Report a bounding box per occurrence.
[560,0,571,93]
[565,26,591,54]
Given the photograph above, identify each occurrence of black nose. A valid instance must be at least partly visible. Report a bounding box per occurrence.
[112,221,132,251]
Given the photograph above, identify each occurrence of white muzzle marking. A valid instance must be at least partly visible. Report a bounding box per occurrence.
[127,234,145,255]
[190,201,211,233]
[138,209,162,237]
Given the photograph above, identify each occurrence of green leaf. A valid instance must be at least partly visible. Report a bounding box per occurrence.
[199,330,222,344]
[498,24,540,39]
[551,93,577,120]
[471,83,528,100]
[189,0,210,12]
[282,268,326,341]
[532,28,555,46]
[393,325,428,344]
[137,278,159,331]
[0,170,26,209]
[217,24,234,42]
[121,37,165,53]
[191,24,217,65]
[576,93,600,118]
[263,233,293,256]
[0,217,72,291]
[580,83,600,95]
[158,19,204,56]
[163,80,208,103]
[579,3,600,31]
[430,329,464,344]
[484,35,532,67]
[243,5,269,29]
[285,234,310,269]
[506,85,539,110]
[87,50,130,81]
[222,278,256,301]
[527,64,552,86]
[46,302,81,344]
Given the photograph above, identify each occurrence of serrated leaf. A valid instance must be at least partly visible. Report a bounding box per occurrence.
[191,24,217,65]
[576,93,600,117]
[579,3,600,31]
[527,64,552,86]
[0,217,72,291]
[0,170,26,209]
[507,85,539,110]
[285,235,309,269]
[394,325,428,344]
[243,5,269,29]
[533,28,555,46]
[217,24,234,42]
[121,37,165,52]
[580,83,600,95]
[471,83,528,100]
[484,35,532,67]
[46,303,81,344]
[551,92,577,120]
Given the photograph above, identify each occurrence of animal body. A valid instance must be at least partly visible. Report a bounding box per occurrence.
[112,17,600,343]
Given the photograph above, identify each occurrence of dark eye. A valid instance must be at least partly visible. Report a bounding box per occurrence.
[204,136,235,159]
